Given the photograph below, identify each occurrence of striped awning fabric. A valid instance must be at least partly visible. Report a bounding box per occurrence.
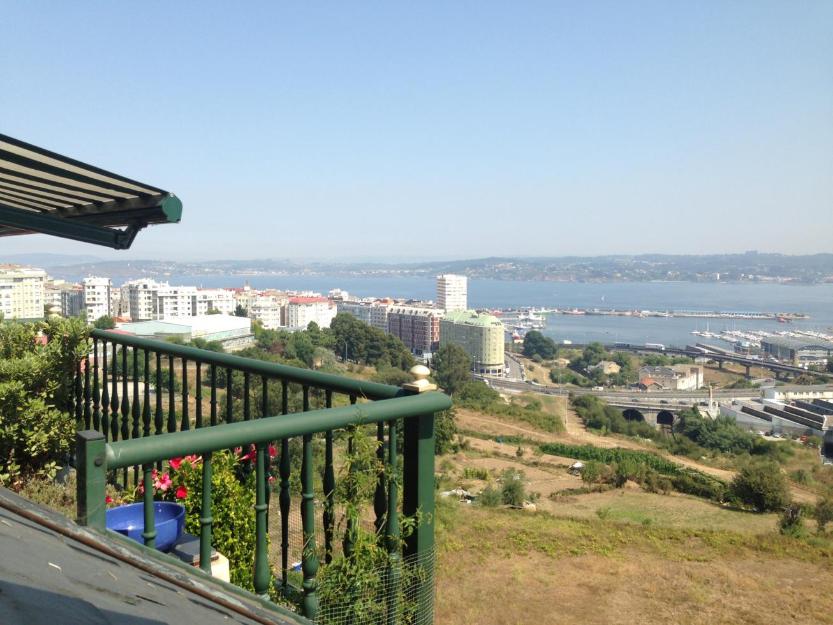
[0,133,181,248]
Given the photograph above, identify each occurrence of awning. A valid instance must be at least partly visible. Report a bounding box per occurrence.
[0,133,182,249]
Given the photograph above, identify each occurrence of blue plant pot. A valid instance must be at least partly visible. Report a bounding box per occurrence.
[106,502,186,552]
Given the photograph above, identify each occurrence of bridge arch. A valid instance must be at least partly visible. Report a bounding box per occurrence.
[622,408,645,422]
[656,410,675,426]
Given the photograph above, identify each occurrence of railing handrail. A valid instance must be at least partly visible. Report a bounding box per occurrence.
[103,391,451,469]
[91,328,403,401]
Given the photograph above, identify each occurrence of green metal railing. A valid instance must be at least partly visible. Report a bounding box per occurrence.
[74,329,451,623]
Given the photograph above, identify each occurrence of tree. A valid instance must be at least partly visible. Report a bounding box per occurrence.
[432,343,472,395]
[730,462,790,512]
[522,331,556,360]
[234,304,248,318]
[93,315,115,329]
[815,496,833,533]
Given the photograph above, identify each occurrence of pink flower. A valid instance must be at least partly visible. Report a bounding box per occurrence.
[234,446,242,456]
[105,495,113,504]
[268,475,275,484]
[137,482,145,495]
[169,457,183,471]
[154,472,172,492]
[184,454,201,465]
[268,445,277,458]
[175,485,188,500]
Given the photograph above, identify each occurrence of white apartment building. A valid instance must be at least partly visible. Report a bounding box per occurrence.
[337,300,393,333]
[287,297,336,330]
[83,276,112,322]
[126,279,160,321]
[156,284,198,319]
[436,274,467,312]
[249,295,284,330]
[194,289,236,316]
[0,266,46,320]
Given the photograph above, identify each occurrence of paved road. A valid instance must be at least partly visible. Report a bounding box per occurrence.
[480,376,768,401]
[503,352,525,381]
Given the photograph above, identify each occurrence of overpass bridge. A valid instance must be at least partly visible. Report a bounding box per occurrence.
[574,342,833,381]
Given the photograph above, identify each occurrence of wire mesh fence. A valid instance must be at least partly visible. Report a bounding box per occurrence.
[314,547,436,625]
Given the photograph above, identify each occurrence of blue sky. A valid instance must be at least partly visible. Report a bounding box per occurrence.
[2,2,831,261]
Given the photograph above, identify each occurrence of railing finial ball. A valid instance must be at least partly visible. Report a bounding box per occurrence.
[403,364,437,393]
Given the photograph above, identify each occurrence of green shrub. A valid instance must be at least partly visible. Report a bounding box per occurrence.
[730,462,790,512]
[0,318,88,487]
[500,469,527,507]
[778,504,805,537]
[477,485,502,507]
[815,496,833,533]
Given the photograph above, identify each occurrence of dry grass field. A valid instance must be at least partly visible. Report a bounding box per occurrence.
[437,391,833,624]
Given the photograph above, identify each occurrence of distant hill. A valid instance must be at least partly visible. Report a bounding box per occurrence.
[0,253,103,268]
[43,252,833,285]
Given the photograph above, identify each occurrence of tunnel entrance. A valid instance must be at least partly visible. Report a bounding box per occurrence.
[656,410,675,427]
[623,408,645,422]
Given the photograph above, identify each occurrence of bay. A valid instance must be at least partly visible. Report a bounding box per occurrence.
[155,274,833,348]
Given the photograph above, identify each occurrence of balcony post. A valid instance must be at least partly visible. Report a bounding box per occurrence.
[76,430,107,531]
[402,365,438,625]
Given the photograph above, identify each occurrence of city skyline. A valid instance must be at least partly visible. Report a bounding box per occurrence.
[3,2,832,261]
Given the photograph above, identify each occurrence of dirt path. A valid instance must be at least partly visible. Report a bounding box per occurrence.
[458,400,815,502]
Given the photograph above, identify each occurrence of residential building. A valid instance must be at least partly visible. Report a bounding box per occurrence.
[637,365,703,391]
[155,284,197,319]
[250,294,285,329]
[194,288,236,316]
[60,286,85,318]
[287,296,336,330]
[126,279,158,321]
[83,276,111,322]
[436,274,467,312]
[0,265,46,320]
[336,300,375,325]
[387,305,444,355]
[439,310,505,376]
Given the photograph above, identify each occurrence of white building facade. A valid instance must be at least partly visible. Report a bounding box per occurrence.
[436,274,467,312]
[0,266,46,320]
[287,297,336,330]
[83,276,112,322]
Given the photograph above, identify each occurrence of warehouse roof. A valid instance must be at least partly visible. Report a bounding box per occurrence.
[761,336,833,351]
[0,133,181,249]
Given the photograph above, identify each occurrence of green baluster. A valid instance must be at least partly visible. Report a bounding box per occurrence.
[385,419,401,625]
[279,380,290,588]
[200,451,213,574]
[132,348,140,484]
[342,395,358,561]
[92,338,101,431]
[74,360,82,423]
[323,391,335,565]
[83,354,91,429]
[141,464,156,549]
[181,358,189,431]
[132,348,140,439]
[101,341,109,439]
[142,350,151,438]
[253,442,270,597]
[210,365,218,426]
[154,352,163,436]
[301,430,319,620]
[167,355,176,433]
[195,362,203,428]
[110,342,119,440]
[225,367,233,424]
[374,421,387,536]
[121,347,129,486]
[243,372,251,421]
